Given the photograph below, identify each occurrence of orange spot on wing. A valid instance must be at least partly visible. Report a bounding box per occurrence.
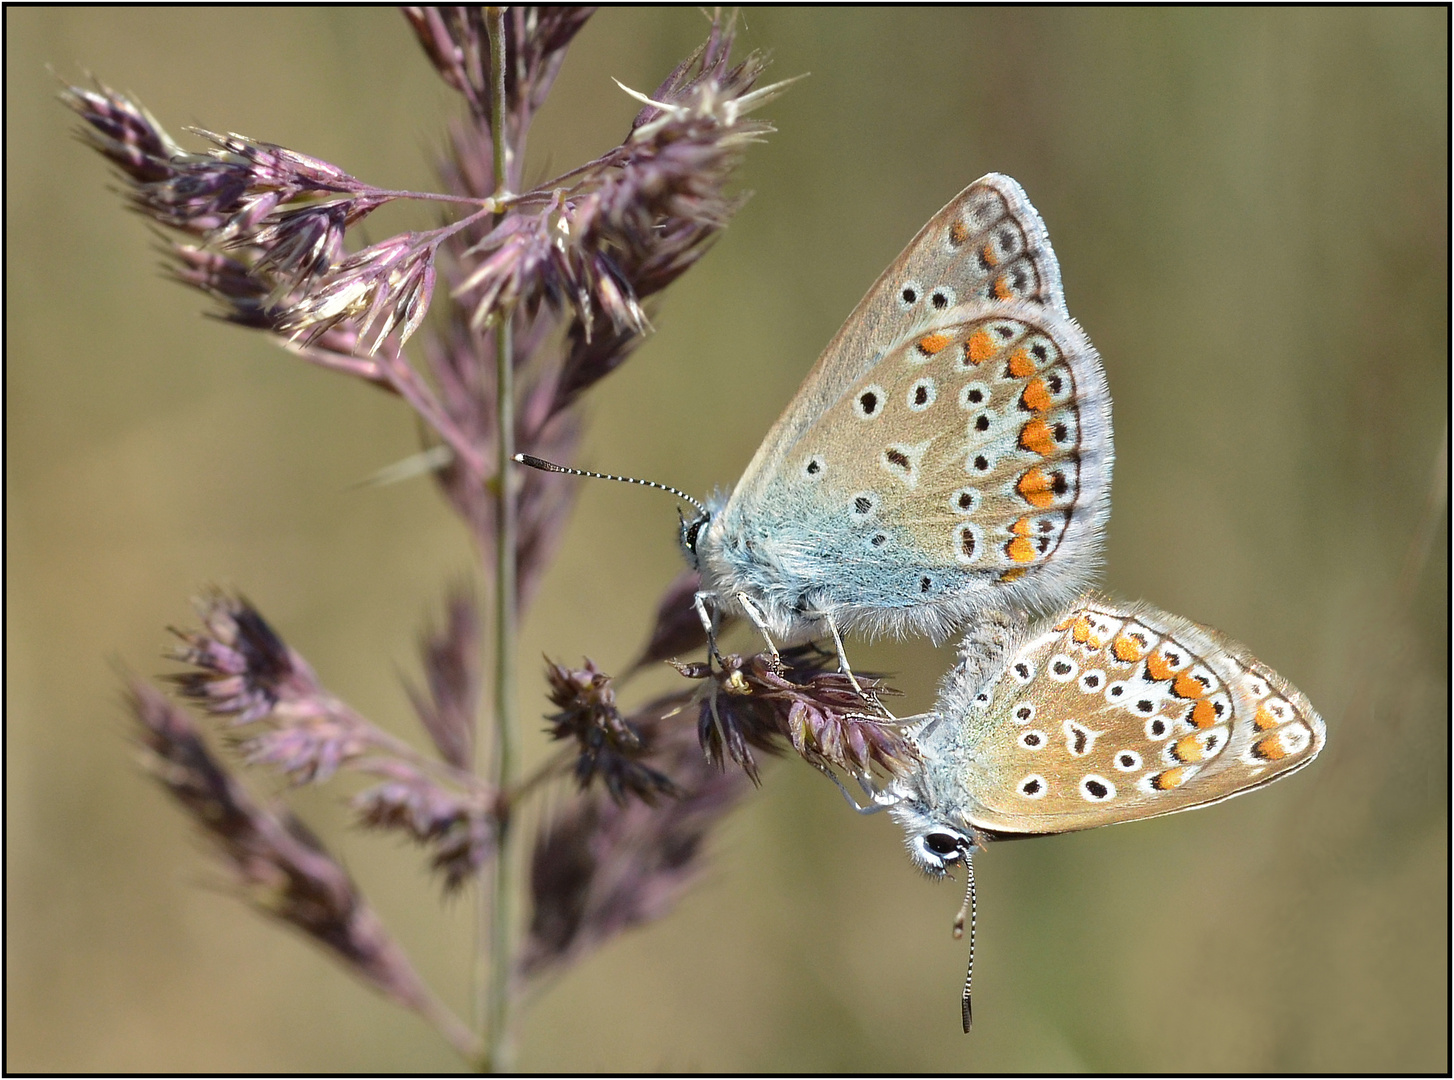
[1009,516,1033,536]
[1015,467,1055,508]
[1144,650,1176,682]
[1189,699,1218,729]
[993,275,1015,299]
[1172,672,1206,699]
[916,332,951,356]
[979,241,999,267]
[1020,377,1051,415]
[1054,614,1076,631]
[1006,536,1037,564]
[965,330,995,364]
[1006,348,1036,379]
[1018,418,1055,456]
[1253,734,1288,761]
[1170,734,1206,763]
[1254,704,1280,731]
[1112,634,1145,663]
[949,219,970,245]
[1071,615,1093,644]
[1152,767,1188,790]
[999,567,1027,582]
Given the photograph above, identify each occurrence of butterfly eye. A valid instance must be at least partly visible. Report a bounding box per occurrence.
[924,833,960,856]
[681,514,707,554]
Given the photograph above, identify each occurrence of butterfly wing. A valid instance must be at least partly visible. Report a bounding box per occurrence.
[941,598,1324,836]
[742,298,1111,638]
[726,174,1067,515]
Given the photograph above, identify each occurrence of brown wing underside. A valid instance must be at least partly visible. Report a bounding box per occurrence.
[959,600,1325,835]
[726,175,1067,517]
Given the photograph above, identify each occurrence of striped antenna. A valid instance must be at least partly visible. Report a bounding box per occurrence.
[513,454,707,515]
[951,844,977,1033]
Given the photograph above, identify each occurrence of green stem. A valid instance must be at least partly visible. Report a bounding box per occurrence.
[479,8,517,1074]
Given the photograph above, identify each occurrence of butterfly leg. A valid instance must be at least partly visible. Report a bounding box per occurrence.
[810,761,899,814]
[821,610,893,715]
[693,590,726,669]
[735,593,783,670]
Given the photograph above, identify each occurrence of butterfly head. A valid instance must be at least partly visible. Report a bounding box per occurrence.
[893,798,976,876]
[886,762,978,877]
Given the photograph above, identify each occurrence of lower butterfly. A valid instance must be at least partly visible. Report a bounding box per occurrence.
[883,595,1325,1031]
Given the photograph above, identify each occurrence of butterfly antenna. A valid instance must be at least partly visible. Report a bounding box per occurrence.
[513,454,707,515]
[951,844,977,1033]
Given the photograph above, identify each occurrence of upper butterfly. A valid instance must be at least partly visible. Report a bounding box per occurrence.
[681,174,1113,648]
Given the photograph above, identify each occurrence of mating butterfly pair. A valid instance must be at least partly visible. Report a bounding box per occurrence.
[677,174,1324,1030]
[521,174,1324,1030]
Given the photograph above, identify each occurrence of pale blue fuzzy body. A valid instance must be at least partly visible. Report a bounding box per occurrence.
[887,610,1026,873]
[688,466,1109,646]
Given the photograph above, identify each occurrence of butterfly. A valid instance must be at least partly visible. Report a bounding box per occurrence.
[679,174,1113,664]
[884,595,1326,1030]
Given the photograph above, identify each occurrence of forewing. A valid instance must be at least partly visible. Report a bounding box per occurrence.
[728,174,1067,510]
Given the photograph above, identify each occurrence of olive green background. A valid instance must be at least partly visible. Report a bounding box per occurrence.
[8,7,1447,1072]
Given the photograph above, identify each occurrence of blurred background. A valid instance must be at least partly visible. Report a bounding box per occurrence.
[7,7,1447,1072]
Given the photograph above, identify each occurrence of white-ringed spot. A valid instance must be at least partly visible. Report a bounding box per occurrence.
[1132,694,1163,717]
[802,455,825,480]
[1063,719,1100,757]
[880,439,932,488]
[1046,654,1078,682]
[1017,774,1048,799]
[1010,661,1035,685]
[949,487,981,515]
[1010,701,1036,725]
[907,377,937,411]
[1018,730,1048,750]
[953,522,982,565]
[1113,750,1142,772]
[896,279,925,311]
[854,385,887,420]
[1079,774,1115,802]
[929,285,957,311]
[1144,715,1172,741]
[1077,669,1107,694]
[959,382,992,410]
[849,491,880,520]
[966,441,997,475]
